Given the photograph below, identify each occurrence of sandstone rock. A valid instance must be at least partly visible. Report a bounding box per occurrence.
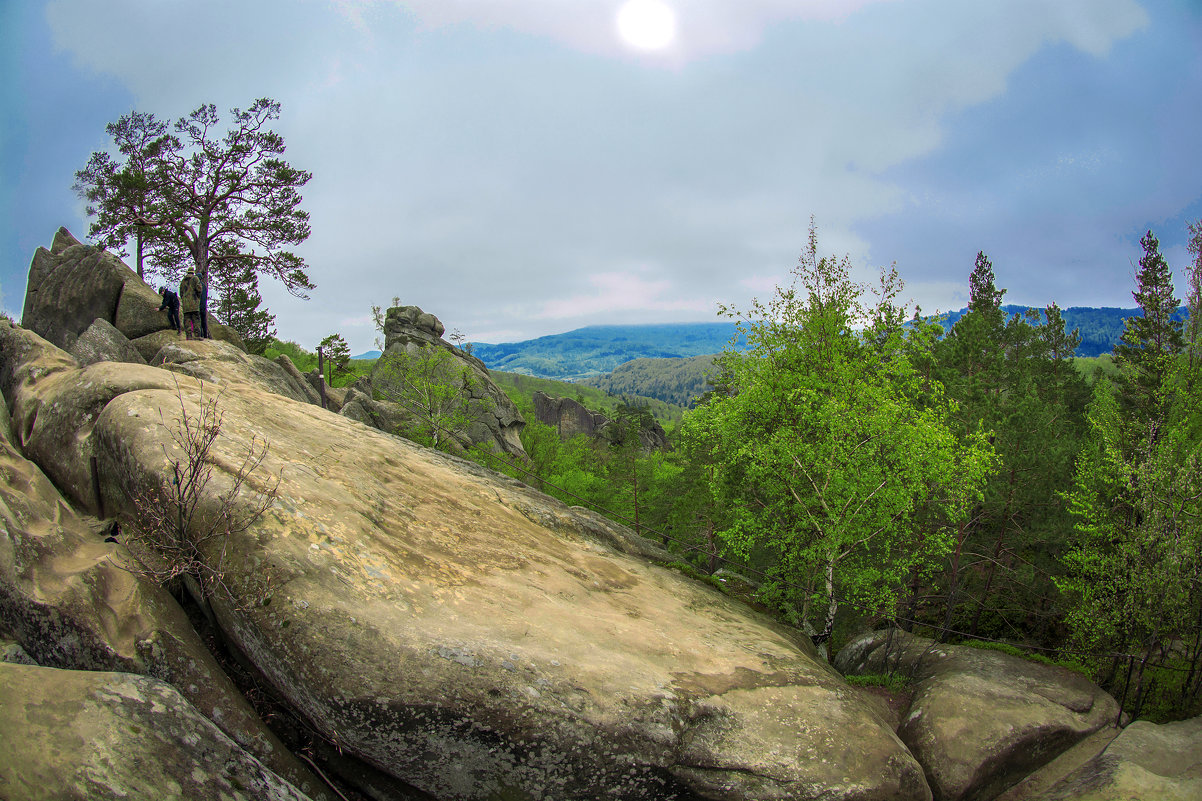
[2,322,931,800]
[69,317,148,367]
[0,385,330,799]
[21,227,247,354]
[836,631,1120,801]
[114,272,173,340]
[1036,716,1202,800]
[155,339,314,405]
[131,328,187,362]
[21,228,129,351]
[274,355,322,406]
[377,304,526,459]
[533,391,669,450]
[0,662,315,801]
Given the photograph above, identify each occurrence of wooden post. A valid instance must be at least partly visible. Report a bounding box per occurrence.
[317,346,327,410]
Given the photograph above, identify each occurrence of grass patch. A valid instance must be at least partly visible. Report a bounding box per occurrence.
[844,673,911,692]
[959,639,1091,677]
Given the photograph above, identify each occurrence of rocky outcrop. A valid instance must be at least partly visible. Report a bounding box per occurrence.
[0,662,316,801]
[836,631,1120,801]
[2,319,930,801]
[374,305,526,458]
[533,391,669,449]
[20,227,245,353]
[1036,715,1202,800]
[154,339,314,404]
[0,365,329,798]
[69,317,148,367]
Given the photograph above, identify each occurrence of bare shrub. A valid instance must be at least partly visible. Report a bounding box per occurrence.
[117,383,279,607]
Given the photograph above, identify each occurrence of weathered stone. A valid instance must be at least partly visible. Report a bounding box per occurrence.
[533,391,669,449]
[1036,716,1202,800]
[113,274,173,340]
[0,662,315,801]
[156,339,314,405]
[274,355,323,406]
[0,323,930,800]
[377,304,526,458]
[68,317,148,367]
[836,631,1120,801]
[0,377,329,798]
[21,228,129,351]
[131,328,187,362]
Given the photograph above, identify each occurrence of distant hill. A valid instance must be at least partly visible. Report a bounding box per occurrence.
[932,305,1188,358]
[470,308,1188,400]
[351,349,382,361]
[581,354,719,408]
[490,370,685,424]
[469,323,741,380]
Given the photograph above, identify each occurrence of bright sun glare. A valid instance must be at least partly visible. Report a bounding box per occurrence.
[616,0,677,51]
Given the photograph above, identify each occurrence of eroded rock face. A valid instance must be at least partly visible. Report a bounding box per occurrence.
[0,662,315,801]
[20,227,245,354]
[155,339,315,405]
[69,317,148,367]
[2,320,931,801]
[533,391,669,450]
[836,631,1120,801]
[1037,716,1202,801]
[0,378,328,798]
[376,304,526,459]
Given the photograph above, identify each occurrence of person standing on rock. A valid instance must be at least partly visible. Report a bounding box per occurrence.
[158,285,181,335]
[179,268,204,340]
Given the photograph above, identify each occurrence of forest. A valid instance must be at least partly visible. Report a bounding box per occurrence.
[449,224,1201,725]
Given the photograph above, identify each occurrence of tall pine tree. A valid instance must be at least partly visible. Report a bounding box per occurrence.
[1114,230,1183,415]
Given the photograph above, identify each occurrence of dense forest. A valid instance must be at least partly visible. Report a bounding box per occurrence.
[477,225,1202,724]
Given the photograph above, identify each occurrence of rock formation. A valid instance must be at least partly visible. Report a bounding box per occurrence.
[835,630,1122,801]
[371,305,526,458]
[533,391,669,450]
[5,228,1201,801]
[3,317,926,798]
[21,227,245,354]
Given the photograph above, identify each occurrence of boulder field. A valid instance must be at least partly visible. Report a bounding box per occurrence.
[3,231,1200,800]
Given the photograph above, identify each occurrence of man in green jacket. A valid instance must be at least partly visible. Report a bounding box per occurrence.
[179,268,204,340]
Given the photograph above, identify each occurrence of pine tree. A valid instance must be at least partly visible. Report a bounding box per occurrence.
[209,256,276,355]
[1114,230,1184,415]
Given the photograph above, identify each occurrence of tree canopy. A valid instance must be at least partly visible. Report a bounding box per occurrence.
[74,98,315,335]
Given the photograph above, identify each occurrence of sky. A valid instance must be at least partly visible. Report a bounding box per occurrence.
[3,0,1201,354]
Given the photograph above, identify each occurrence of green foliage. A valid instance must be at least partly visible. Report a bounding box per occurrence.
[1114,230,1184,415]
[373,347,484,451]
[318,334,352,384]
[682,223,995,643]
[844,673,912,692]
[210,258,276,354]
[927,255,1090,645]
[263,339,372,388]
[582,354,719,407]
[490,370,684,424]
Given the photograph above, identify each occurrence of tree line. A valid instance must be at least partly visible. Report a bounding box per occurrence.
[483,222,1202,721]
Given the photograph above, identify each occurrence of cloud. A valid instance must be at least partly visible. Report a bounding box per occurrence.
[536,269,712,319]
[19,0,1174,354]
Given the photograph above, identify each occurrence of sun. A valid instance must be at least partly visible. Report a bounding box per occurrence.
[616,0,677,51]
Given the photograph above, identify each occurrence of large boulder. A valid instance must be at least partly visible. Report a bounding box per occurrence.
[21,227,246,353]
[0,374,329,798]
[376,304,526,459]
[21,228,130,351]
[155,339,314,404]
[836,631,1120,801]
[0,662,316,801]
[68,317,148,367]
[2,321,932,801]
[1035,715,1202,800]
